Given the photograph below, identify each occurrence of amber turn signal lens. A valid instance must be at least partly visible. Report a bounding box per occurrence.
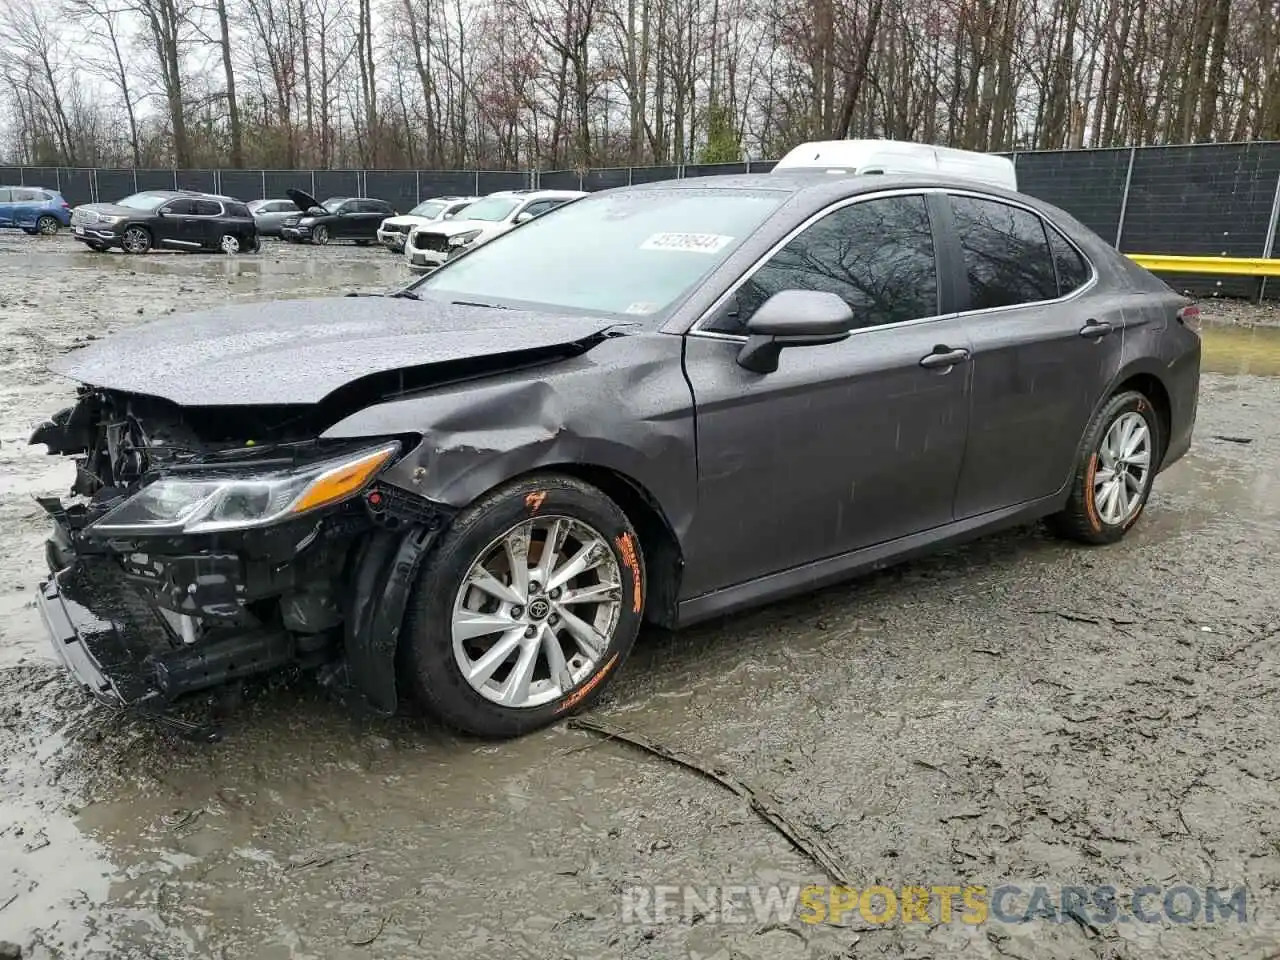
[289,445,398,516]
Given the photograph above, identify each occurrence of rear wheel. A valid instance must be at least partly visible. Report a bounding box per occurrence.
[37,215,59,235]
[121,226,151,254]
[219,233,242,254]
[401,474,645,738]
[1048,390,1160,544]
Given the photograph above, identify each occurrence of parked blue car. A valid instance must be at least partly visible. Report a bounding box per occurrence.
[0,186,72,234]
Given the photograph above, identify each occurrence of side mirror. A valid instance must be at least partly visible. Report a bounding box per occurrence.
[736,290,854,373]
[515,211,533,223]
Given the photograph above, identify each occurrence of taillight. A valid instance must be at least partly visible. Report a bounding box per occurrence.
[1176,304,1201,333]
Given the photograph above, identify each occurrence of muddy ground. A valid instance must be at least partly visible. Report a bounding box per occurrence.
[2,233,1280,959]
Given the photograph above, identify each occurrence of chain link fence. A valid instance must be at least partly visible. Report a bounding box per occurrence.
[4,142,1278,297]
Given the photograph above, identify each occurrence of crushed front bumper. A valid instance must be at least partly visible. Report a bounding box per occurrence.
[281,226,312,241]
[377,229,406,251]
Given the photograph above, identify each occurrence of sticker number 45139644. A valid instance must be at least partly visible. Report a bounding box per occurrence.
[639,232,734,254]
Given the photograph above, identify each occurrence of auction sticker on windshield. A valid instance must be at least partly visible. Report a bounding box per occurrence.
[640,232,734,254]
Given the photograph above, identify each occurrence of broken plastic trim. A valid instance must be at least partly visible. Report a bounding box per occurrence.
[342,524,440,716]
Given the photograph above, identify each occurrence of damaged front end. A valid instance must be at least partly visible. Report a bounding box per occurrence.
[29,388,449,731]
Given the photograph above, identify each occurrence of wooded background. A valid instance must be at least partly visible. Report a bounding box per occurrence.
[1,0,1277,170]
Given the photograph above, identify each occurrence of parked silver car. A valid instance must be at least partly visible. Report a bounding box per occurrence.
[247,198,302,237]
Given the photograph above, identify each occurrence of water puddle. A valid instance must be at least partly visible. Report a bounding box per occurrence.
[1200,322,1280,376]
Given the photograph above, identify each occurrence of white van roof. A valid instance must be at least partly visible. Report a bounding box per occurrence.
[772,139,1018,191]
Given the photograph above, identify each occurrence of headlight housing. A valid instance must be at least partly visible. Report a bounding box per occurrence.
[299,217,316,226]
[99,215,124,225]
[448,229,483,247]
[88,442,399,536]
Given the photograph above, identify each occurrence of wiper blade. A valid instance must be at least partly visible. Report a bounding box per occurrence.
[389,289,420,300]
[451,299,508,310]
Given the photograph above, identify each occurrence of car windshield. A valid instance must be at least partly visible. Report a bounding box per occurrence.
[457,196,521,222]
[116,193,170,211]
[409,201,445,218]
[413,189,786,318]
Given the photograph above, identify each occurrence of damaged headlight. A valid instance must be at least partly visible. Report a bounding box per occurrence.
[448,229,482,247]
[89,442,399,536]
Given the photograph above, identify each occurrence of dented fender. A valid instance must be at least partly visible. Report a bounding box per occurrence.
[321,334,699,543]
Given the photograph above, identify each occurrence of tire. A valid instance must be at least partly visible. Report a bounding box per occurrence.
[37,215,59,235]
[311,225,329,245]
[1048,390,1161,545]
[219,233,242,254]
[121,226,151,254]
[400,473,645,738]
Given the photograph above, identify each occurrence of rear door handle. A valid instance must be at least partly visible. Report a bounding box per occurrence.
[920,346,970,369]
[1079,319,1113,339]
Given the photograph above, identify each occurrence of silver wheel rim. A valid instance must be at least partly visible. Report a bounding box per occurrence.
[123,228,148,253]
[451,515,622,709]
[220,234,240,254]
[38,217,57,235]
[314,226,328,244]
[1094,411,1151,526]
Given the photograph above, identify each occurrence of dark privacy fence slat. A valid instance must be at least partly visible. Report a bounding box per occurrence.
[4,144,1278,298]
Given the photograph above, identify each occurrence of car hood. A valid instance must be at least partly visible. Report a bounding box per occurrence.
[51,296,623,407]
[285,187,325,215]
[75,203,145,218]
[383,214,439,228]
[414,218,506,237]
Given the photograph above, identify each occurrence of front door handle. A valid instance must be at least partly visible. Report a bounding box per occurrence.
[920,346,970,369]
[1079,319,1113,339]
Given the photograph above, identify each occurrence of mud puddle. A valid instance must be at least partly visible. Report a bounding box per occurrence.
[2,244,1280,959]
[1200,321,1280,375]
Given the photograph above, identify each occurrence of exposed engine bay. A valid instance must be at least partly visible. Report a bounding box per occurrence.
[30,387,448,739]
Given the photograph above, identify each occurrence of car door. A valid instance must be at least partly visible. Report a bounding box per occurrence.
[942,192,1126,518]
[12,188,42,227]
[679,192,974,597]
[156,197,199,247]
[193,199,225,247]
[362,201,391,238]
[0,189,14,227]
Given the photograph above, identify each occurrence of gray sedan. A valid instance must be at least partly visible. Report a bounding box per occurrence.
[29,168,1201,741]
[247,198,301,237]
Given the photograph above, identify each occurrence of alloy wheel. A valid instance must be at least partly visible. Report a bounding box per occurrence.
[451,515,623,708]
[313,225,329,245]
[37,216,58,235]
[220,233,241,254]
[1094,411,1151,525]
[122,227,150,254]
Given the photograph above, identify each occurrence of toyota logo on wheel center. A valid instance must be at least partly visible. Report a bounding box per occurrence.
[527,598,551,620]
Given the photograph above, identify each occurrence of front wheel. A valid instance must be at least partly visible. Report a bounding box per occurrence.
[400,474,645,738]
[1048,390,1160,544]
[311,225,329,245]
[121,226,151,254]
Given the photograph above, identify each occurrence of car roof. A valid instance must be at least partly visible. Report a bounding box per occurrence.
[612,170,1033,205]
[0,184,56,191]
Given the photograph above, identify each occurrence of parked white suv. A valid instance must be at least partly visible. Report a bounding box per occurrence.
[377,196,477,253]
[404,189,587,272]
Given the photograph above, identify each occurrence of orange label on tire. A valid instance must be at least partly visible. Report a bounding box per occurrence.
[615,533,642,613]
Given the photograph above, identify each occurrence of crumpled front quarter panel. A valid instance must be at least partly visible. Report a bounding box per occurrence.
[322,334,698,541]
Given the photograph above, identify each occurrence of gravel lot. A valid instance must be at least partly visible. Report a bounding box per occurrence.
[2,234,1280,960]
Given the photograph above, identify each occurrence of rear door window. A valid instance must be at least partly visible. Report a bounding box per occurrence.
[948,195,1059,309]
[194,200,222,216]
[165,198,199,215]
